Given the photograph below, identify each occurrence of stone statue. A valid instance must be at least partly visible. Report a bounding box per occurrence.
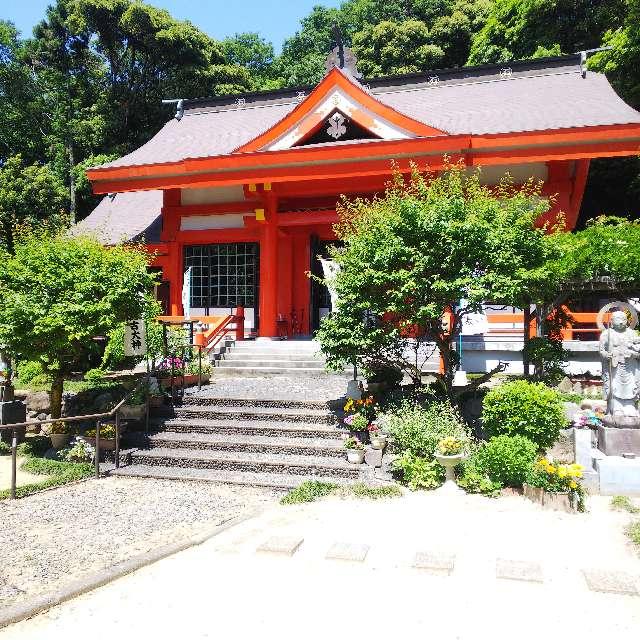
[319,257,340,312]
[599,310,640,419]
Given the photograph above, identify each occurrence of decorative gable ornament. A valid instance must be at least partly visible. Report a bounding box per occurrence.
[325,44,363,80]
[327,113,347,140]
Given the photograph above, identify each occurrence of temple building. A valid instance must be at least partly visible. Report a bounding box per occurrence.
[81,50,640,365]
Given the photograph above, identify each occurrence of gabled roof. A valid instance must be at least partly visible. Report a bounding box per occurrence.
[72,190,162,244]
[93,55,640,173]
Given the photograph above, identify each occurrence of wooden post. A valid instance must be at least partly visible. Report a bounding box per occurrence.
[95,419,101,479]
[115,411,120,470]
[235,306,245,341]
[10,429,17,499]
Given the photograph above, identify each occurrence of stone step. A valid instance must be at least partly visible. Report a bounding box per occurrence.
[213,366,333,375]
[222,349,324,362]
[179,396,335,410]
[147,431,345,458]
[157,418,344,440]
[217,359,324,369]
[111,464,355,490]
[173,405,337,424]
[130,447,360,479]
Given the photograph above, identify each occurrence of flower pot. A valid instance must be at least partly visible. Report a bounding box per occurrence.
[543,491,574,513]
[523,483,544,506]
[50,433,71,449]
[369,435,387,450]
[434,453,467,493]
[346,449,365,464]
[119,403,146,421]
[81,436,117,451]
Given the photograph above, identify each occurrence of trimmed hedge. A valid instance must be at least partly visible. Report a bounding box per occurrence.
[482,380,565,450]
[475,435,538,488]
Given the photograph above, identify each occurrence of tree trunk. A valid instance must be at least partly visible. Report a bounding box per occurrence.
[68,141,76,225]
[50,375,64,420]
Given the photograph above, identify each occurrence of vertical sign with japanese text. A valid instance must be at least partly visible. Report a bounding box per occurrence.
[182,267,192,320]
[124,319,147,356]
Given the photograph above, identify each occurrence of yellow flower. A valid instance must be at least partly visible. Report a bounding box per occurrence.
[557,467,568,478]
[546,465,556,474]
[570,481,577,489]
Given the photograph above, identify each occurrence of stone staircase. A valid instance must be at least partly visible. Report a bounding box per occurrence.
[213,339,331,376]
[114,396,367,490]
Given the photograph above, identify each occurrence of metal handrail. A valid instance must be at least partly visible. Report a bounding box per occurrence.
[0,377,150,499]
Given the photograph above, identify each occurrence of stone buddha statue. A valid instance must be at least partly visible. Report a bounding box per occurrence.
[599,310,640,420]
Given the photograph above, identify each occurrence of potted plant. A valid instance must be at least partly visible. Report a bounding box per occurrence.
[49,421,71,449]
[524,458,585,512]
[344,436,365,464]
[83,423,119,451]
[434,436,468,491]
[119,384,147,421]
[61,436,94,463]
[368,422,387,450]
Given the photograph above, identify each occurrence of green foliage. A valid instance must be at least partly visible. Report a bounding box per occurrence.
[611,495,640,514]
[386,399,470,458]
[468,0,625,64]
[365,362,404,387]
[392,452,444,490]
[316,164,556,395]
[16,361,51,385]
[0,455,94,500]
[475,435,538,487]
[280,480,339,504]
[0,440,10,455]
[0,154,68,252]
[482,380,565,449]
[16,437,51,458]
[352,20,445,76]
[0,232,155,418]
[343,483,403,499]
[546,217,640,286]
[523,337,568,384]
[627,520,640,549]
[457,454,503,496]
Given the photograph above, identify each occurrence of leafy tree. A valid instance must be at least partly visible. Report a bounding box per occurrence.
[316,162,556,400]
[0,233,156,418]
[352,20,445,76]
[468,0,625,64]
[222,32,276,89]
[0,155,68,253]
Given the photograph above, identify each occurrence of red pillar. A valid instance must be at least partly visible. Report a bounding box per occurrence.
[259,194,278,337]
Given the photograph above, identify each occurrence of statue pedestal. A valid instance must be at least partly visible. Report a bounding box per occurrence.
[597,425,640,457]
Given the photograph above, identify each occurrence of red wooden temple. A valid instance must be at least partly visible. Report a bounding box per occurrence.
[81,52,640,354]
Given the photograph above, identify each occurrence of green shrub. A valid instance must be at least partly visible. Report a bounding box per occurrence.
[16,436,50,458]
[457,451,503,496]
[365,363,404,387]
[0,440,10,455]
[16,360,51,385]
[84,368,107,383]
[523,337,568,384]
[391,452,444,490]
[627,521,640,549]
[280,480,338,504]
[475,435,538,487]
[482,380,565,450]
[344,483,403,499]
[611,496,640,514]
[386,399,470,459]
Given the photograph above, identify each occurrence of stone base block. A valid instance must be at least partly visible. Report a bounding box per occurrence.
[365,448,383,468]
[595,456,640,496]
[0,401,27,444]
[597,425,640,456]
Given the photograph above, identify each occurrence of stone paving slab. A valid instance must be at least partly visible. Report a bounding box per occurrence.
[496,559,544,583]
[582,569,639,596]
[257,536,304,556]
[412,552,456,575]
[325,542,369,562]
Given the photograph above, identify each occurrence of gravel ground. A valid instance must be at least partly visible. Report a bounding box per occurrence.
[191,375,351,402]
[0,476,277,610]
